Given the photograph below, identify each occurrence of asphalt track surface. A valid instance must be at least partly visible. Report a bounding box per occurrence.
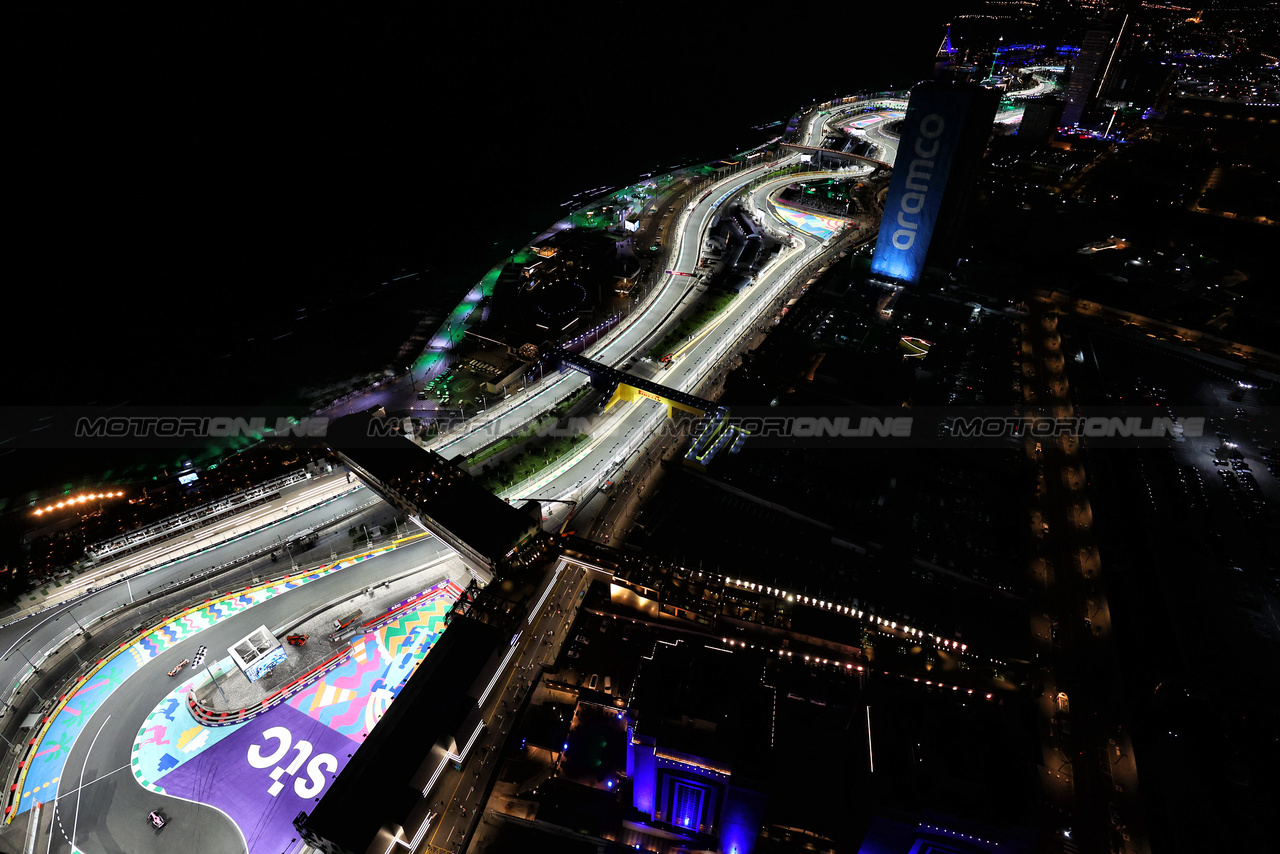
[425,105,903,520]
[17,97,907,853]
[43,535,453,854]
[421,100,899,467]
[522,110,903,511]
[0,484,377,705]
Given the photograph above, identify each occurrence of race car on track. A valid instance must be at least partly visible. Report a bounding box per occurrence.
[148,809,167,829]
[167,659,190,677]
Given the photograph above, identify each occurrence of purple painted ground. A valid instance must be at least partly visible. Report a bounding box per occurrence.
[156,704,357,854]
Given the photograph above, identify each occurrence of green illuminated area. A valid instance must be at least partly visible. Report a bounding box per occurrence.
[648,291,738,360]
[468,378,600,494]
[476,430,586,494]
[408,154,767,381]
[899,336,934,359]
[555,383,594,414]
[411,259,505,372]
[465,414,557,468]
[563,207,616,231]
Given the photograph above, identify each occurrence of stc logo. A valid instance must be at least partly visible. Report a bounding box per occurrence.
[891,113,946,251]
[247,726,339,798]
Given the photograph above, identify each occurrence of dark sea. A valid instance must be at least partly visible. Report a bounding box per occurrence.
[4,8,951,510]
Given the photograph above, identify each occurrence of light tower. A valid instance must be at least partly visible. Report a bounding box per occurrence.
[936,23,955,60]
[933,23,957,81]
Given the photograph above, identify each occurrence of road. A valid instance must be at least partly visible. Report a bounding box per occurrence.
[1022,299,1148,854]
[40,535,458,854]
[419,100,900,468]
[441,107,903,514]
[420,558,592,854]
[0,476,385,728]
[10,95,908,854]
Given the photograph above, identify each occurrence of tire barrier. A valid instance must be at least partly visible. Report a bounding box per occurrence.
[0,548,399,824]
[185,585,441,728]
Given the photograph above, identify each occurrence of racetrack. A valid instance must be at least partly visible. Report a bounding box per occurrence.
[38,536,457,854]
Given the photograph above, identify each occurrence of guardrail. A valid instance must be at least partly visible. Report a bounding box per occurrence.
[425,158,788,462]
[86,469,313,561]
[433,172,722,442]
[2,576,279,822]
[1,487,374,630]
[499,440,592,502]
[0,522,399,823]
[186,645,350,728]
[184,583,446,728]
[422,176,717,451]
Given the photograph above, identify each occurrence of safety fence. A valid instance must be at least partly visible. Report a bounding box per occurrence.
[2,484,374,630]
[0,537,408,823]
[86,469,313,561]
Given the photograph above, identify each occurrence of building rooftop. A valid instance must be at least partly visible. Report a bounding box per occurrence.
[630,639,772,780]
[297,615,506,853]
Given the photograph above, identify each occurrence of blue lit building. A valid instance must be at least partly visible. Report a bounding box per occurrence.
[625,640,771,854]
[869,82,999,286]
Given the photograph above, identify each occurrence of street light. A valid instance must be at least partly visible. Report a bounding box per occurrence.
[63,607,87,635]
[10,640,40,676]
[56,615,84,664]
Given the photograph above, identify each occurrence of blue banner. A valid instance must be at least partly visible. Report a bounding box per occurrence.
[870,86,975,285]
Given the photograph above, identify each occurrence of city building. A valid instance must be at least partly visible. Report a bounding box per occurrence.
[294,615,509,854]
[1017,96,1065,147]
[1061,15,1132,126]
[626,639,771,854]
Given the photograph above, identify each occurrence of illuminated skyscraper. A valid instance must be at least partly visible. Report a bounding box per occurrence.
[1062,28,1111,126]
[1061,14,1130,126]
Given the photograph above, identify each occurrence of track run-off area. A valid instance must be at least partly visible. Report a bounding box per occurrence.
[13,533,466,854]
[6,94,925,854]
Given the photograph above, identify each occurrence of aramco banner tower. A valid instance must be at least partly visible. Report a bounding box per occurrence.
[870,82,998,285]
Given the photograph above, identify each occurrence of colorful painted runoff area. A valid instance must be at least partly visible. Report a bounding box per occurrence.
[770,201,850,241]
[131,580,462,854]
[15,562,358,816]
[842,109,904,130]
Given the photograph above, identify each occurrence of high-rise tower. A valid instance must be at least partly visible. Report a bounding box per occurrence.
[1062,28,1112,126]
[1062,13,1130,126]
[933,23,958,82]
